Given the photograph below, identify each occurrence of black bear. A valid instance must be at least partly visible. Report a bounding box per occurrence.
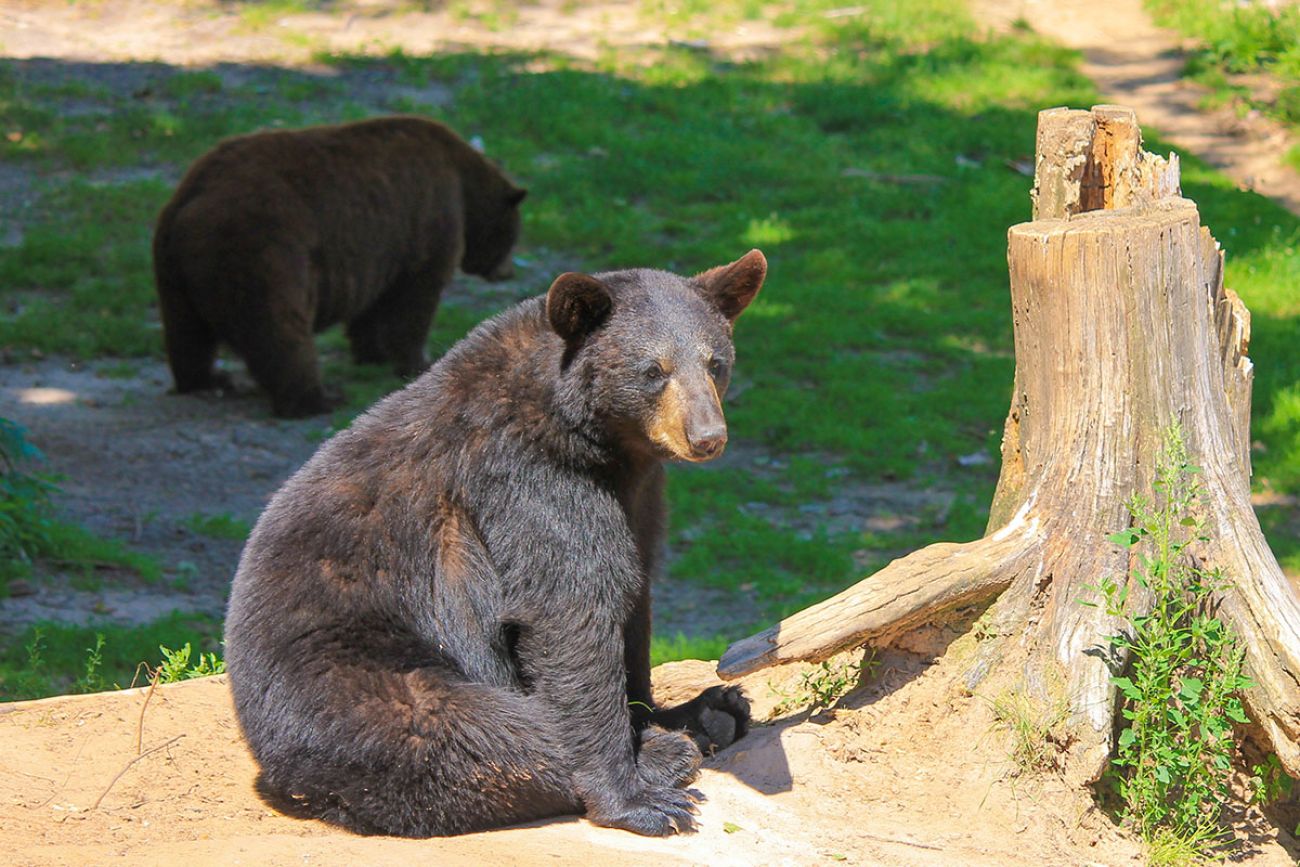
[153,116,527,418]
[224,250,767,837]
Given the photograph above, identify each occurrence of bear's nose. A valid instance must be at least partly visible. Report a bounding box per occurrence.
[688,426,728,460]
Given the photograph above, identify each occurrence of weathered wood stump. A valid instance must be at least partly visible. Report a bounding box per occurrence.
[719,105,1300,780]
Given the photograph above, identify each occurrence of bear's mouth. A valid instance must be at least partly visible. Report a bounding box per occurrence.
[649,434,726,463]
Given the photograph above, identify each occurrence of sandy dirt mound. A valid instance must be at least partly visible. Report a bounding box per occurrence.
[13,643,1278,867]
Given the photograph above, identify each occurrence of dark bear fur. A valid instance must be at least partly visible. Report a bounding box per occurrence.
[153,116,526,418]
[223,250,767,837]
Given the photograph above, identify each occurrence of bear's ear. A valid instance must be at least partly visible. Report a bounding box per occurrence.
[693,249,766,322]
[507,187,527,207]
[547,272,612,344]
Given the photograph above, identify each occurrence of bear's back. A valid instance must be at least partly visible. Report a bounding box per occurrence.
[168,116,472,217]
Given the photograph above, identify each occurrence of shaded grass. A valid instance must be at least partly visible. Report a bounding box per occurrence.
[0,419,160,597]
[183,512,252,541]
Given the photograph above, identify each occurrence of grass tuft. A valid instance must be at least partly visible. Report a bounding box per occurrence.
[989,682,1069,774]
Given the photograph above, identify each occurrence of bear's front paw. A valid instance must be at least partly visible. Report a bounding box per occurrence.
[688,685,751,754]
[637,726,702,789]
[587,785,702,836]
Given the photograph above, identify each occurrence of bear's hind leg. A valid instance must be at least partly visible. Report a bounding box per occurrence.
[344,306,388,367]
[227,261,335,417]
[259,676,581,837]
[238,319,333,418]
[158,283,228,393]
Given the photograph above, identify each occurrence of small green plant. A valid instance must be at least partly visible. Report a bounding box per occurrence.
[0,418,58,592]
[9,626,49,696]
[1086,425,1252,857]
[155,642,225,684]
[76,633,106,693]
[1247,753,1295,807]
[771,651,875,716]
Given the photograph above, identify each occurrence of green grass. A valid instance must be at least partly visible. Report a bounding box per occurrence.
[650,632,729,666]
[1147,0,1300,78]
[0,611,224,701]
[2,0,1300,694]
[183,512,253,541]
[1147,0,1300,139]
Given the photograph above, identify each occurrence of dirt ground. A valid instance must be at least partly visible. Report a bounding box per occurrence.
[3,639,1294,865]
[0,647,1176,867]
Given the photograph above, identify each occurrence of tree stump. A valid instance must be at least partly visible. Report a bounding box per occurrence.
[718,105,1300,781]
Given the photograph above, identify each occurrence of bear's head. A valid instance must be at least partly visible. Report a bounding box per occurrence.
[461,170,527,283]
[547,250,766,463]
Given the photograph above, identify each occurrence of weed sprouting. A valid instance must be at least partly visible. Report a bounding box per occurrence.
[1087,425,1252,858]
[77,633,106,693]
[1248,753,1295,807]
[771,651,876,716]
[155,642,226,684]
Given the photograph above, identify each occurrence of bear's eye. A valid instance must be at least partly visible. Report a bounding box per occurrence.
[708,358,728,379]
[643,361,668,381]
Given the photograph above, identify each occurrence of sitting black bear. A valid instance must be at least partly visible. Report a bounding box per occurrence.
[224,250,767,836]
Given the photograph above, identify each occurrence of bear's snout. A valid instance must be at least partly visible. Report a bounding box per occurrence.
[686,422,727,461]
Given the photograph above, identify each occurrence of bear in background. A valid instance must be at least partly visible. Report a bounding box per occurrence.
[224,250,767,837]
[153,116,526,417]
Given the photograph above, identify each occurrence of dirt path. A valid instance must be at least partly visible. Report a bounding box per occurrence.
[973,0,1300,217]
[1,0,789,66]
